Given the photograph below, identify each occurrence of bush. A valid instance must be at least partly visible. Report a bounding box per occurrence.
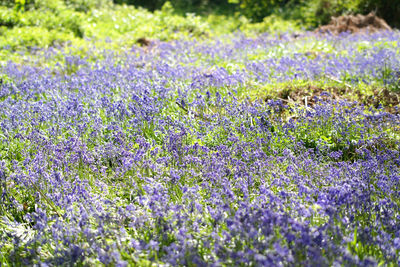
[3,0,112,12]
[0,7,19,28]
[64,0,112,12]
[228,0,292,22]
[0,26,75,49]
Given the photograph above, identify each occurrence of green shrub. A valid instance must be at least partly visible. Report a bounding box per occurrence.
[2,0,112,12]
[0,7,19,27]
[0,26,75,49]
[64,0,112,12]
[56,9,85,37]
[228,0,283,22]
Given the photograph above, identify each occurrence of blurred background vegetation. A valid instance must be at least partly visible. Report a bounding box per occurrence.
[113,0,399,27]
[0,0,398,60]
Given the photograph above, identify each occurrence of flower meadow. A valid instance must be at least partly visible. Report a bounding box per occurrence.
[1,31,400,266]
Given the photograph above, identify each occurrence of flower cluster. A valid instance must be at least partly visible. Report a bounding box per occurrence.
[0,31,399,265]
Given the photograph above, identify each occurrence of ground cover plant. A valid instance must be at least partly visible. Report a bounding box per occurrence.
[1,29,399,266]
[1,1,400,266]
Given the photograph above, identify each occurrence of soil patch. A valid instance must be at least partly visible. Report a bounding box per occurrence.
[136,37,152,47]
[265,85,400,113]
[315,12,392,35]
[359,88,400,113]
[266,84,346,106]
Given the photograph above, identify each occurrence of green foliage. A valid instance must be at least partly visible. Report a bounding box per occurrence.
[113,0,164,11]
[0,0,214,53]
[0,7,19,27]
[0,0,90,49]
[0,26,75,49]
[15,0,112,12]
[228,0,296,22]
[114,0,229,13]
[358,0,400,28]
[309,0,363,26]
[64,0,112,12]
[0,0,399,62]
[226,0,400,28]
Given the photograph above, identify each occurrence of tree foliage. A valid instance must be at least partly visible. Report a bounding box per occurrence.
[112,0,399,27]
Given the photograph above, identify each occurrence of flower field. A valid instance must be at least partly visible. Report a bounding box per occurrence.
[1,30,400,265]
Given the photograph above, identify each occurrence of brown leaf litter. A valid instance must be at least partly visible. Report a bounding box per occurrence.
[315,12,392,35]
